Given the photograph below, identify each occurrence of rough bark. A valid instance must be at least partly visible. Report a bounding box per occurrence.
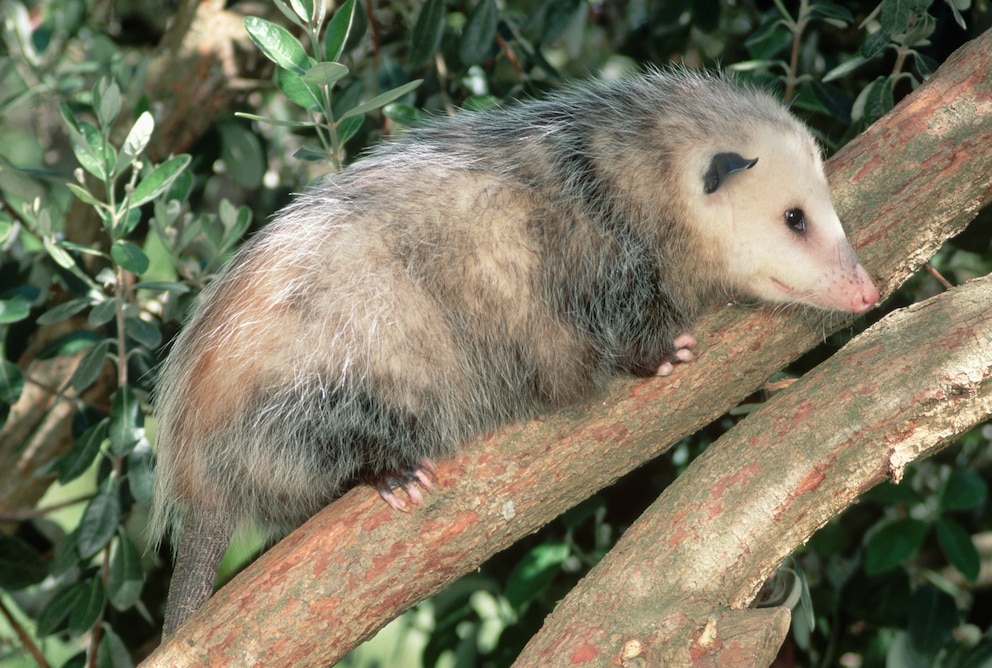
[142,27,992,668]
[517,272,992,666]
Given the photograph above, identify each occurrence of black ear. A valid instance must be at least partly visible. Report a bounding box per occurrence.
[703,153,759,194]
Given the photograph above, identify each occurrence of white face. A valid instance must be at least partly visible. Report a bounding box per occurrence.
[695,129,878,314]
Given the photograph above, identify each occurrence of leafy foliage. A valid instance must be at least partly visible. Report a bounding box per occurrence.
[0,0,988,666]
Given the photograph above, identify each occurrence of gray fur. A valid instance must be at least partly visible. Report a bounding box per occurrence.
[151,68,876,635]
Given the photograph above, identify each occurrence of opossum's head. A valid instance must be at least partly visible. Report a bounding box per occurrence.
[692,124,878,314]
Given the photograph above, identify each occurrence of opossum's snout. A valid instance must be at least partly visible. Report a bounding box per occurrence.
[764,239,879,314]
[844,261,879,313]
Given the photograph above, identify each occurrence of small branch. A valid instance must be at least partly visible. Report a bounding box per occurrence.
[0,597,49,668]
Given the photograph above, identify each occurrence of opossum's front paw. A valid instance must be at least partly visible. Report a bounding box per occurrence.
[656,334,698,376]
[375,458,439,511]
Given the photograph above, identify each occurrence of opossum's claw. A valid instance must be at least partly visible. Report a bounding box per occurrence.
[656,334,698,376]
[375,458,439,511]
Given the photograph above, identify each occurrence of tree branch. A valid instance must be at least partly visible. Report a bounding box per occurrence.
[517,272,992,665]
[142,27,992,667]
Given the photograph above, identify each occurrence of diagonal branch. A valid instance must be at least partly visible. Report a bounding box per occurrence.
[517,272,992,665]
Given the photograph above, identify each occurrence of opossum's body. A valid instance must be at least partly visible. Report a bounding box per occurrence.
[152,69,878,635]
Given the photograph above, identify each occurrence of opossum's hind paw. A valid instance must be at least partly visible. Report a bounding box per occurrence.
[656,334,698,376]
[375,459,439,512]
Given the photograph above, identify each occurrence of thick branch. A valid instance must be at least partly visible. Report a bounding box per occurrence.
[517,273,992,665]
[142,28,992,667]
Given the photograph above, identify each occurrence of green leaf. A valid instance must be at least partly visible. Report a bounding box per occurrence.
[88,298,117,327]
[538,0,583,43]
[913,51,939,78]
[37,580,85,636]
[939,469,987,510]
[36,330,102,360]
[907,586,957,659]
[338,79,422,120]
[61,105,110,180]
[864,517,928,574]
[57,419,108,484]
[287,0,314,24]
[132,280,191,295]
[0,532,47,589]
[275,67,324,112]
[95,79,122,129]
[69,575,106,633]
[109,385,143,456]
[0,296,31,324]
[218,199,252,251]
[505,542,569,609]
[60,241,109,258]
[302,61,350,88]
[78,477,121,559]
[879,0,929,36]
[823,56,869,83]
[852,75,894,125]
[130,154,192,208]
[861,30,890,59]
[293,145,329,161]
[98,627,134,668]
[0,359,24,406]
[244,16,312,74]
[49,529,82,576]
[66,182,105,208]
[409,0,446,67]
[111,240,150,275]
[325,0,366,60]
[235,111,316,129]
[900,11,936,43]
[935,517,980,582]
[116,111,155,177]
[217,122,266,189]
[809,1,854,22]
[460,0,498,65]
[37,298,90,325]
[744,19,792,59]
[124,315,161,348]
[382,102,422,126]
[337,115,364,144]
[44,236,80,270]
[272,0,308,28]
[127,440,155,506]
[69,338,111,393]
[108,535,144,609]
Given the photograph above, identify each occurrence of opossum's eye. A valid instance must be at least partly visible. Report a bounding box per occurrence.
[785,208,807,235]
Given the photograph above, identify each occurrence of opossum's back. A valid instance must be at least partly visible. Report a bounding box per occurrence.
[153,166,596,529]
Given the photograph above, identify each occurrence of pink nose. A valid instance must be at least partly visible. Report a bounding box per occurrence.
[848,263,879,313]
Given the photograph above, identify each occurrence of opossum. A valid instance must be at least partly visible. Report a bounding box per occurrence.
[151,68,879,636]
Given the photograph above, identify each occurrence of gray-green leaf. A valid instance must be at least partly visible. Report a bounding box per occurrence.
[108,534,144,609]
[338,79,422,120]
[69,338,111,393]
[130,154,192,208]
[460,0,498,65]
[78,477,121,559]
[244,15,312,74]
[111,240,150,275]
[409,0,446,67]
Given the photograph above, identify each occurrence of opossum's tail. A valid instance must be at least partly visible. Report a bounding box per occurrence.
[162,511,232,637]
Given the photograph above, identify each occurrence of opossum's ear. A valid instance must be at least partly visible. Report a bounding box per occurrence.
[703,153,759,194]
